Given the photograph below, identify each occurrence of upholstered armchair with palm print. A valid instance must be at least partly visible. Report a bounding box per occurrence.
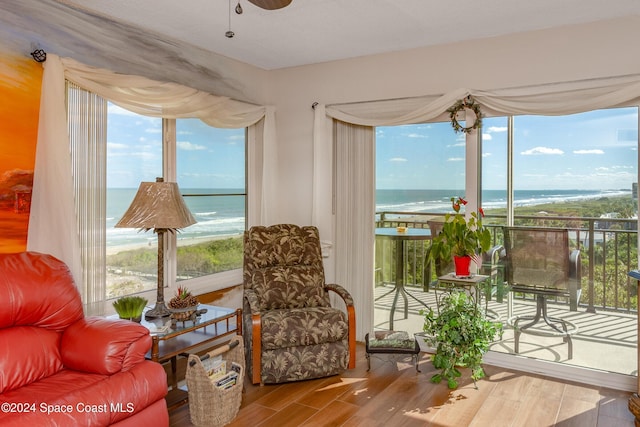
[242,224,356,385]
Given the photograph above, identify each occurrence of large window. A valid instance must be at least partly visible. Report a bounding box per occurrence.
[104,107,246,298]
[374,106,638,379]
[481,108,638,225]
[105,104,162,297]
[175,119,246,281]
[376,121,464,212]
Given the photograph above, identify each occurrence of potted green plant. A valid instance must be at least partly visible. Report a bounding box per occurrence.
[113,296,148,322]
[430,196,491,276]
[421,291,502,389]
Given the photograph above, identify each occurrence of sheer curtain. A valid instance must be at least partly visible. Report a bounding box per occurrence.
[313,73,640,337]
[333,121,375,341]
[67,82,107,315]
[28,54,276,304]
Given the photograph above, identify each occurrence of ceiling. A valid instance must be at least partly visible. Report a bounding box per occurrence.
[61,0,640,70]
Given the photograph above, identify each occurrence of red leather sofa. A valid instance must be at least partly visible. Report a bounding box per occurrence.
[0,252,169,426]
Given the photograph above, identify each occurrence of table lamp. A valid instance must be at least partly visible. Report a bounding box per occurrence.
[115,177,196,319]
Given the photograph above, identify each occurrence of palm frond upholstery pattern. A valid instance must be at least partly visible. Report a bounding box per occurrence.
[243,224,356,384]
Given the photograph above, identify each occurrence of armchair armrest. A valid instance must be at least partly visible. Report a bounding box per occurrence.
[243,289,263,384]
[569,249,582,311]
[61,317,151,375]
[480,245,507,302]
[325,283,356,369]
[485,244,504,266]
[569,249,581,281]
[325,283,354,306]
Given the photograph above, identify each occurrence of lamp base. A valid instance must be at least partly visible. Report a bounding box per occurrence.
[145,301,171,319]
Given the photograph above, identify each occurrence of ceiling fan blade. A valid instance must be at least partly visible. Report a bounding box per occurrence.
[247,0,293,10]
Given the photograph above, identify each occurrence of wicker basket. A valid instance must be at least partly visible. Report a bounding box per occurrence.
[186,336,244,427]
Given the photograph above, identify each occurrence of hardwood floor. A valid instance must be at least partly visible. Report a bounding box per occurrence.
[169,343,635,427]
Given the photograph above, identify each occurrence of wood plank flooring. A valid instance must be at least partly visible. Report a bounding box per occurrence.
[169,343,635,427]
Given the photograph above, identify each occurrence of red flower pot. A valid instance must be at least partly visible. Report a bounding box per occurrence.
[453,255,472,277]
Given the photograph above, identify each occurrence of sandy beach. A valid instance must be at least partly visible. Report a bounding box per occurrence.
[106,233,242,256]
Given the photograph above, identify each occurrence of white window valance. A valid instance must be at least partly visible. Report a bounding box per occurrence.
[27,54,276,284]
[324,74,640,127]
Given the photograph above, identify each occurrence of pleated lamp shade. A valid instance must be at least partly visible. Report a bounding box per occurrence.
[115,178,196,232]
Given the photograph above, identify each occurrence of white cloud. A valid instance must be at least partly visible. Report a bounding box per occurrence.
[177,141,206,151]
[482,152,492,158]
[447,157,464,162]
[482,133,492,140]
[521,146,564,155]
[107,104,137,116]
[612,165,634,169]
[405,133,427,138]
[227,135,244,143]
[573,149,604,154]
[486,126,508,133]
[108,151,157,159]
[107,142,127,150]
[389,157,408,162]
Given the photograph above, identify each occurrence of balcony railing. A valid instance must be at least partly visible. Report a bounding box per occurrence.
[375,211,639,314]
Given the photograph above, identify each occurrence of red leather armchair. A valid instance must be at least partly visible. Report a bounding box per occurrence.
[0,252,169,426]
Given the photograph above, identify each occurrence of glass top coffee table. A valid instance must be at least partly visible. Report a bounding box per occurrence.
[138,304,242,410]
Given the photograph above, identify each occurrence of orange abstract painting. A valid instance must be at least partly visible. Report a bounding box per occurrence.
[0,52,42,253]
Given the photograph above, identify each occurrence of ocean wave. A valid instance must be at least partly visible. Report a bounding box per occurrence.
[376,190,633,213]
[106,215,245,246]
[195,211,217,217]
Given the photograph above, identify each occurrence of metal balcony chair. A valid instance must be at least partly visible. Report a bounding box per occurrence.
[503,226,581,359]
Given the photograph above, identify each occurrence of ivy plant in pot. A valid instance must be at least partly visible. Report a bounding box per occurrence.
[422,291,502,389]
[429,196,491,277]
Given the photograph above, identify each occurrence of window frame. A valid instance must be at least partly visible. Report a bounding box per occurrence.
[163,119,248,295]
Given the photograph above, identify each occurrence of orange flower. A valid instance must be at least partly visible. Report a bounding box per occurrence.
[479,207,485,217]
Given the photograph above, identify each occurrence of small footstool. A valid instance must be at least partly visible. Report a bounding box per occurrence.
[365,330,421,372]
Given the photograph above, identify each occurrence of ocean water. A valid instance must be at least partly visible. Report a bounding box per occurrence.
[375,189,632,214]
[107,188,631,247]
[107,188,246,247]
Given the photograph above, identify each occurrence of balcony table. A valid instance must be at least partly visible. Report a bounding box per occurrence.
[376,227,431,329]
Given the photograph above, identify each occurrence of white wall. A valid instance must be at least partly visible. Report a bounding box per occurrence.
[265,16,640,225]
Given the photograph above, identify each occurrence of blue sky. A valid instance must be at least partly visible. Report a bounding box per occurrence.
[106,104,245,189]
[107,103,638,191]
[376,107,638,191]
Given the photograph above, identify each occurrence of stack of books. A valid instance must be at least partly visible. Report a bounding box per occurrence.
[206,356,242,389]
